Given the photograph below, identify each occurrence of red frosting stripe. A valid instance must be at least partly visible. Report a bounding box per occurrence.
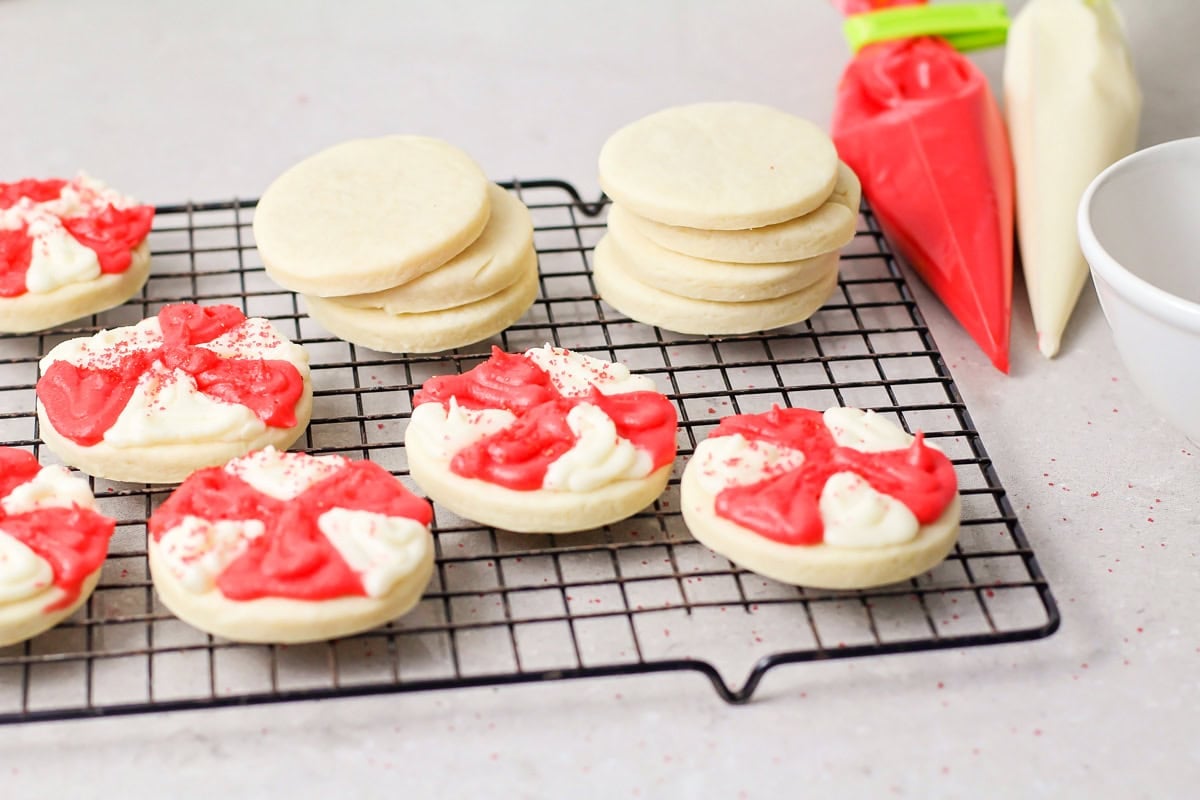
[0,448,42,501]
[0,447,115,612]
[709,407,957,545]
[61,205,155,274]
[38,351,159,447]
[0,508,115,611]
[414,348,679,491]
[36,303,305,446]
[0,179,66,209]
[190,358,306,428]
[158,303,247,347]
[149,457,432,601]
[451,397,580,490]
[415,346,559,414]
[0,228,33,298]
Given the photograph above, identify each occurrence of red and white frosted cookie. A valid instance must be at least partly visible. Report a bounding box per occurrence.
[35,303,313,484]
[147,448,434,643]
[0,448,115,647]
[680,406,960,589]
[405,345,678,533]
[0,175,154,333]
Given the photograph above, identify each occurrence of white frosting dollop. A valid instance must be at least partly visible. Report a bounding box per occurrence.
[823,407,915,453]
[102,366,266,447]
[23,217,101,294]
[156,515,266,594]
[543,402,653,492]
[318,508,429,597]
[1,465,97,515]
[818,471,919,548]
[524,345,657,396]
[224,447,346,500]
[0,531,54,605]
[692,433,807,496]
[408,398,517,462]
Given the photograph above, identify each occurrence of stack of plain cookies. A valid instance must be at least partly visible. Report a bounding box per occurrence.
[254,136,537,353]
[594,102,860,335]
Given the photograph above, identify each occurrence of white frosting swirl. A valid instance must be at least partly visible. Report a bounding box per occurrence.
[24,217,101,294]
[818,471,919,548]
[408,398,517,462]
[156,515,266,594]
[39,317,163,371]
[319,508,429,597]
[822,407,915,453]
[692,433,807,495]
[1,465,97,515]
[0,531,54,604]
[224,447,346,500]
[543,402,653,491]
[524,345,657,396]
[103,366,266,447]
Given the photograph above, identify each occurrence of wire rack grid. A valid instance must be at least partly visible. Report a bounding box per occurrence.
[0,179,1059,723]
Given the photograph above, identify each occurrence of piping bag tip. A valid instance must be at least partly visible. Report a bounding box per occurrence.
[1036,331,1061,360]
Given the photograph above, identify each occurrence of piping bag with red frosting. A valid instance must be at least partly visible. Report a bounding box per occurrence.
[830,0,1014,372]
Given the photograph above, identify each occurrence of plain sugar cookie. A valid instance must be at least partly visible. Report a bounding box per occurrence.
[335,185,535,314]
[680,406,961,589]
[36,303,313,484]
[616,161,862,263]
[0,175,155,332]
[304,260,538,354]
[605,207,840,302]
[598,102,840,230]
[253,136,492,296]
[147,449,434,643]
[404,345,678,533]
[0,448,116,647]
[592,234,838,335]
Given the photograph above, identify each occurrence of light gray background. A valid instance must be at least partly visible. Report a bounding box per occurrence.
[1,1,1198,796]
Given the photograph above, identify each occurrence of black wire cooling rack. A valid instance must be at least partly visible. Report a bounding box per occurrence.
[0,180,1059,723]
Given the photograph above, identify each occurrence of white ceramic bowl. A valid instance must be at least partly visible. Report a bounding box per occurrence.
[1078,137,1200,443]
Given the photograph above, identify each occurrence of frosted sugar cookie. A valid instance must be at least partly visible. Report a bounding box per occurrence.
[303,261,538,354]
[335,185,535,314]
[0,175,154,333]
[613,161,861,263]
[405,345,678,533]
[598,102,840,230]
[0,448,116,647]
[681,407,961,589]
[605,206,840,302]
[36,303,313,484]
[592,234,838,335]
[148,448,434,643]
[254,136,492,296]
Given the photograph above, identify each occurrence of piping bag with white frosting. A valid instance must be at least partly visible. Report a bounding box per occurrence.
[830,0,1015,372]
[1004,0,1141,358]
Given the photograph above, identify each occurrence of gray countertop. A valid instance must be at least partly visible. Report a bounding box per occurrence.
[1,0,1197,796]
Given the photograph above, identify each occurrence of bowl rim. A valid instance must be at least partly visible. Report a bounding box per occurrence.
[1078,136,1200,332]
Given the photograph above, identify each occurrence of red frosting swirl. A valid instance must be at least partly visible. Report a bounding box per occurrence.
[0,178,155,297]
[36,303,306,447]
[413,347,678,491]
[709,407,957,545]
[149,458,432,601]
[0,448,115,611]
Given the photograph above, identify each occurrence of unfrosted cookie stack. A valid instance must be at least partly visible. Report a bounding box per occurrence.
[254,136,538,353]
[594,103,860,335]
